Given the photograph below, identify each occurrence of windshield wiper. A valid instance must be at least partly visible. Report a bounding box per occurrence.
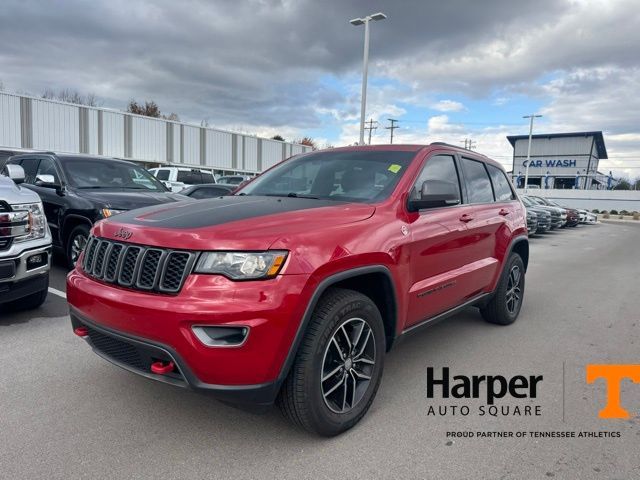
[264,193,320,199]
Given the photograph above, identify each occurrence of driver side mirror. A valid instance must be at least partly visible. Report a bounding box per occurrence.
[3,164,25,184]
[407,179,460,212]
[35,174,64,195]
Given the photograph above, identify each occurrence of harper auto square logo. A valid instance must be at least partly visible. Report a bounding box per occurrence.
[114,227,133,240]
[586,364,640,419]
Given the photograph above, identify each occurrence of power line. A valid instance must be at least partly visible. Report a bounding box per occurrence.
[385,118,399,144]
[363,118,378,145]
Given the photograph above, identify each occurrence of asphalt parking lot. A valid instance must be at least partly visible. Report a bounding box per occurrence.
[1,222,639,480]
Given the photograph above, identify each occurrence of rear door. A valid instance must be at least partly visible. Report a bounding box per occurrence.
[456,157,505,295]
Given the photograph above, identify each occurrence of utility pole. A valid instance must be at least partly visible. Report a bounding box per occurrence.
[523,114,543,193]
[460,138,476,150]
[364,118,378,145]
[385,118,399,144]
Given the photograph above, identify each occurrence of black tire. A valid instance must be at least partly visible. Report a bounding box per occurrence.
[480,253,525,325]
[66,224,90,269]
[277,288,385,436]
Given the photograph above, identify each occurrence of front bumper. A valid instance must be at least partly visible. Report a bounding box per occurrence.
[0,243,51,304]
[67,267,312,405]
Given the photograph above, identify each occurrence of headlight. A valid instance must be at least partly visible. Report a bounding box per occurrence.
[194,251,288,280]
[101,208,126,218]
[13,202,47,242]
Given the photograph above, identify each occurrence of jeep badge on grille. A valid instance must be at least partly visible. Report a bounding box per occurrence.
[114,228,132,240]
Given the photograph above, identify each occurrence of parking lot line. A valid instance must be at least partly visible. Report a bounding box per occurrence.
[48,287,66,299]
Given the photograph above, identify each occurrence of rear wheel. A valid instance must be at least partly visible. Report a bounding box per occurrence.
[480,253,525,325]
[66,224,90,269]
[278,288,385,436]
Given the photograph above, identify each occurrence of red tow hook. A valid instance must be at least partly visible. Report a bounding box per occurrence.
[74,326,89,337]
[151,361,175,375]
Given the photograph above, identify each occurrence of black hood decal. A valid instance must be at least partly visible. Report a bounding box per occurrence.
[111,195,345,229]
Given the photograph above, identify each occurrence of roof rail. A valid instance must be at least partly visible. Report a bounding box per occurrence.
[430,142,488,156]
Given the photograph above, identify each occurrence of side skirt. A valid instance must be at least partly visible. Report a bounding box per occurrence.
[394,292,492,343]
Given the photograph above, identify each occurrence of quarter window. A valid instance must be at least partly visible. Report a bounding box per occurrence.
[461,158,494,203]
[486,164,514,202]
[410,154,461,203]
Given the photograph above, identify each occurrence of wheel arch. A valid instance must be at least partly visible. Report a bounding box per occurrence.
[276,265,399,386]
[62,214,93,247]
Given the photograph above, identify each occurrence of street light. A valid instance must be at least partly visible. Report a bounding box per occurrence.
[350,12,387,145]
[522,114,542,193]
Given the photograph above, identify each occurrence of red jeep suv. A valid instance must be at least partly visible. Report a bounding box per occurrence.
[67,144,528,436]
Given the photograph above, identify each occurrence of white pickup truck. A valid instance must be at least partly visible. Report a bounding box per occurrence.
[0,164,51,310]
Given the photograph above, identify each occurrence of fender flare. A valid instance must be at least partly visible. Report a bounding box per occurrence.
[275,265,398,386]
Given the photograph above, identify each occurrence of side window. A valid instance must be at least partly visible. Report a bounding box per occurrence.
[177,171,196,184]
[36,158,60,184]
[486,164,514,202]
[155,169,170,181]
[461,158,494,204]
[17,158,40,184]
[410,154,461,203]
[201,172,214,183]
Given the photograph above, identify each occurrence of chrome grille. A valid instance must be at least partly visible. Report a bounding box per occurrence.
[82,237,195,294]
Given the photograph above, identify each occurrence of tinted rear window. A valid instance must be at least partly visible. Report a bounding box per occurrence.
[461,158,494,203]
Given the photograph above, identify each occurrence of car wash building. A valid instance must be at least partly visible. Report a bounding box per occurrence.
[507,131,610,190]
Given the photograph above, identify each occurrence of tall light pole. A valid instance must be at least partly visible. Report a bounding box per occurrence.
[522,114,542,193]
[350,12,387,145]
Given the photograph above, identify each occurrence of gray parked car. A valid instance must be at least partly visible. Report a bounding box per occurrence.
[0,164,52,310]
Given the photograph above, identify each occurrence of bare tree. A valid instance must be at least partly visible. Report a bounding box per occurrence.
[42,88,100,106]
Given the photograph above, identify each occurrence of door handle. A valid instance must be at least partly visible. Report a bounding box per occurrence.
[459,214,474,223]
[498,208,510,216]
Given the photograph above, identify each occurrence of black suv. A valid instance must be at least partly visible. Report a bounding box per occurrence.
[6,153,188,267]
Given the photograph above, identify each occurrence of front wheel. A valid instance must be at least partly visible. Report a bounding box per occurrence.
[277,288,385,436]
[480,253,525,325]
[66,224,90,269]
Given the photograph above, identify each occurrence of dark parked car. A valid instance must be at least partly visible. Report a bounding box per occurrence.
[522,195,564,229]
[180,183,235,199]
[521,196,552,233]
[526,209,538,235]
[6,153,189,268]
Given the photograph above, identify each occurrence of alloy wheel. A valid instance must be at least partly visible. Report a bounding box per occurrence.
[321,317,376,414]
[505,265,522,314]
[71,233,88,265]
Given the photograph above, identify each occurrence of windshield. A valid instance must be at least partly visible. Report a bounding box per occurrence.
[62,158,168,191]
[237,150,416,203]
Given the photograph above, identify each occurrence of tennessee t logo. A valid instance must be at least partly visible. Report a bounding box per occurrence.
[586,365,640,419]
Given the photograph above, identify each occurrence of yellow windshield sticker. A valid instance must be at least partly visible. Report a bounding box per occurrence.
[388,164,402,174]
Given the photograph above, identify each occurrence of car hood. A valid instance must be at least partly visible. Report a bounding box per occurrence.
[93,195,376,251]
[75,189,188,210]
[0,176,42,204]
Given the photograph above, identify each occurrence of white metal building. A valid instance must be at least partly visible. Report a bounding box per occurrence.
[507,131,611,190]
[0,91,312,175]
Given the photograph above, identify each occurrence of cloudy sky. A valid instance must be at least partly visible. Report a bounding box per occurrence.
[1,0,639,177]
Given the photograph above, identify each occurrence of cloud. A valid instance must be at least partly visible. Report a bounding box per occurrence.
[431,100,465,112]
[0,0,637,176]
